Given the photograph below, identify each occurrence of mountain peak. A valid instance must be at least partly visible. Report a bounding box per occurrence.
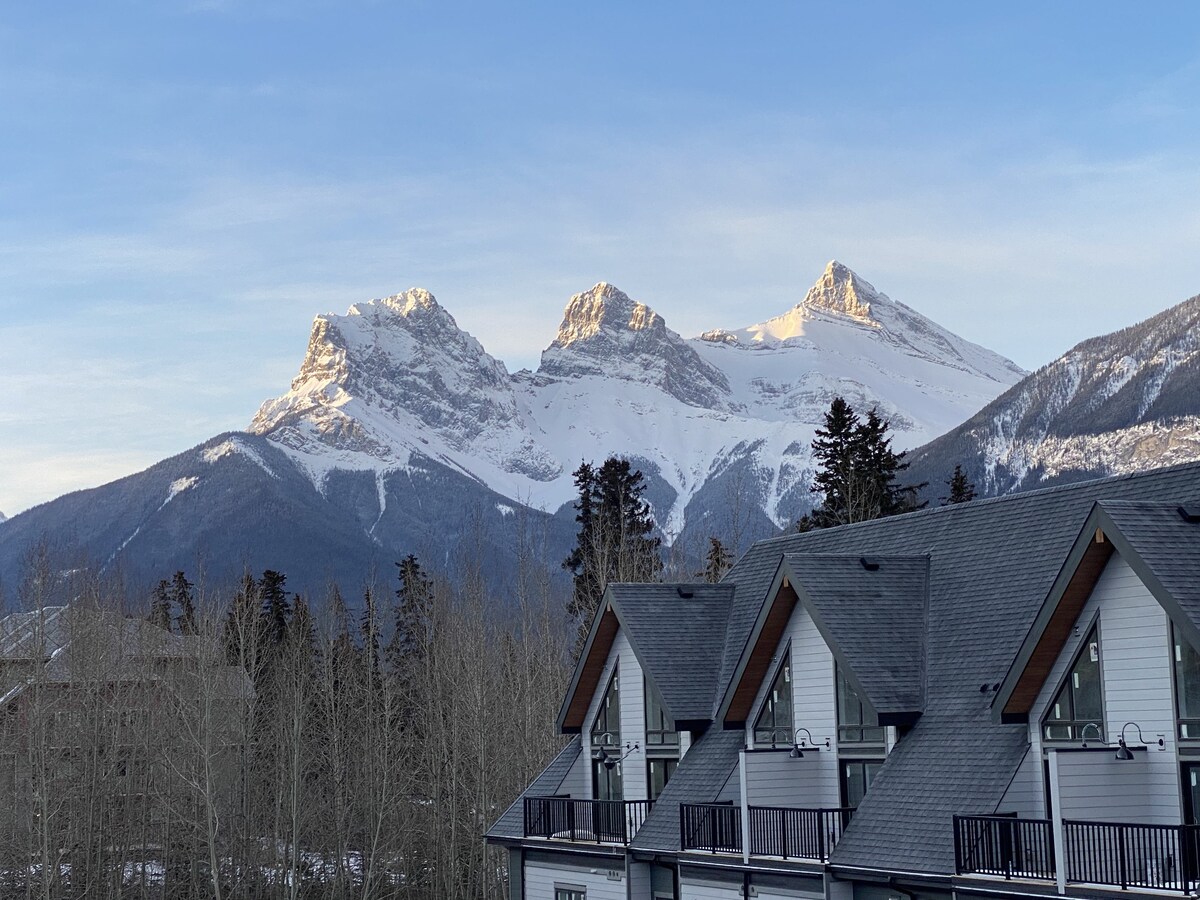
[551,282,664,348]
[801,260,882,321]
[538,283,730,407]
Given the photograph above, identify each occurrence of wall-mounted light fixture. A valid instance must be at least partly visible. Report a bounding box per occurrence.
[789,727,831,759]
[593,738,640,770]
[1115,722,1165,761]
[1078,722,1105,748]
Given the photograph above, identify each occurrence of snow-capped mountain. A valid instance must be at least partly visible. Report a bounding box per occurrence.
[249,261,1024,544]
[0,261,1025,598]
[904,291,1200,499]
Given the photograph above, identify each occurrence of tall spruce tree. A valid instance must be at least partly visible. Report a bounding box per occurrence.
[563,457,663,653]
[149,580,173,631]
[944,464,977,504]
[390,554,434,667]
[703,537,732,583]
[803,397,923,529]
[170,571,197,635]
[259,570,291,650]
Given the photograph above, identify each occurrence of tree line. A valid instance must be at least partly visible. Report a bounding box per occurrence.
[3,535,570,900]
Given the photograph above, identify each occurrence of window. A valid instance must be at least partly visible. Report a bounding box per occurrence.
[591,669,623,800]
[555,887,586,900]
[1184,764,1200,826]
[648,758,678,801]
[841,759,883,809]
[836,666,884,744]
[1174,623,1200,740]
[1041,625,1103,741]
[591,670,620,748]
[645,684,679,747]
[753,651,792,747]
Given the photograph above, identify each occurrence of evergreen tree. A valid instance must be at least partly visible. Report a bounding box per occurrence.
[944,464,977,504]
[224,573,260,666]
[259,569,291,650]
[803,397,924,529]
[702,537,732,583]
[170,571,197,635]
[360,585,383,685]
[390,554,433,667]
[809,397,861,525]
[563,457,663,652]
[149,580,173,631]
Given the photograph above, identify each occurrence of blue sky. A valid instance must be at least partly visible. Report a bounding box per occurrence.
[3,3,1200,515]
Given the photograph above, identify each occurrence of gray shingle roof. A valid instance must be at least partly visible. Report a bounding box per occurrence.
[784,554,928,718]
[1097,500,1200,629]
[494,460,1200,875]
[629,727,744,853]
[486,736,581,841]
[715,461,1200,874]
[609,583,734,724]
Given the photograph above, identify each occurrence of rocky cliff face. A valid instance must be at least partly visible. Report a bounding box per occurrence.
[537,282,731,409]
[905,293,1200,499]
[248,261,1025,542]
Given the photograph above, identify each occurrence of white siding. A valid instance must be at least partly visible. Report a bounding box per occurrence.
[561,746,588,799]
[742,603,840,808]
[679,872,743,900]
[997,747,1044,818]
[628,860,651,898]
[744,752,833,808]
[582,629,649,802]
[524,858,625,900]
[1029,554,1181,825]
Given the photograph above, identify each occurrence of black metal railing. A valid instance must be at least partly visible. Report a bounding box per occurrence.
[680,803,742,853]
[680,803,853,861]
[954,815,1055,881]
[1063,820,1200,892]
[748,806,853,861]
[954,815,1200,894]
[523,797,652,844]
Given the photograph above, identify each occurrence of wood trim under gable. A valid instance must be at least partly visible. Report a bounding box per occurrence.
[1001,532,1114,719]
[723,580,798,726]
[559,608,619,733]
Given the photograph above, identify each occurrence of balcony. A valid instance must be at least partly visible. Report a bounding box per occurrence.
[679,803,853,862]
[523,796,653,845]
[954,814,1200,894]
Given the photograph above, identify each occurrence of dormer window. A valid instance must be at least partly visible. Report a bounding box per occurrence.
[1041,624,1103,741]
[1173,622,1200,740]
[836,665,884,744]
[645,685,678,747]
[753,651,792,748]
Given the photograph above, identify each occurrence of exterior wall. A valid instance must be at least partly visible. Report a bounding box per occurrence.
[679,867,822,900]
[1029,553,1181,825]
[524,853,626,900]
[679,867,743,900]
[742,603,841,809]
[582,629,649,802]
[561,745,588,799]
[629,859,652,898]
[996,746,1045,818]
[744,750,833,808]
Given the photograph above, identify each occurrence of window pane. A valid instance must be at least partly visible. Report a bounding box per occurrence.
[1071,636,1102,722]
[593,759,623,801]
[591,671,620,746]
[753,654,792,746]
[648,758,678,801]
[837,667,883,744]
[837,669,863,727]
[1175,625,1200,738]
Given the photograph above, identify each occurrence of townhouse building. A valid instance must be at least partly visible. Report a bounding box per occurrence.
[487,460,1200,900]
